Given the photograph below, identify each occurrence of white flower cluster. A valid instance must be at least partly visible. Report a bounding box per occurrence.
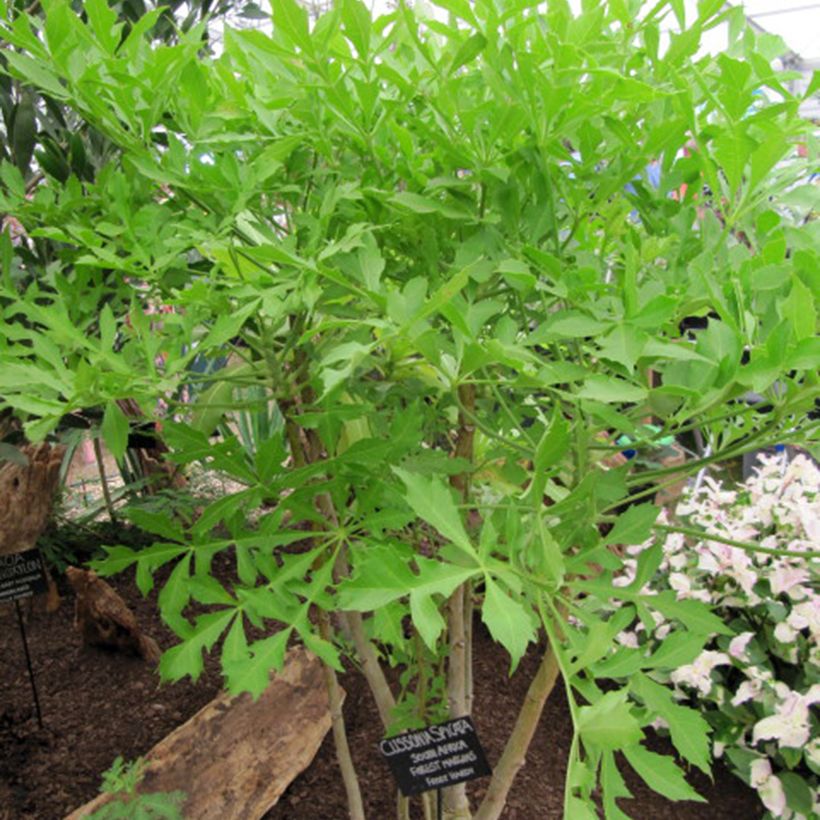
[615,453,819,819]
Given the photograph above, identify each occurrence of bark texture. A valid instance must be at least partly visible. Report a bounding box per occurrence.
[65,567,161,664]
[0,442,64,556]
[474,646,561,820]
[444,384,476,819]
[65,648,333,820]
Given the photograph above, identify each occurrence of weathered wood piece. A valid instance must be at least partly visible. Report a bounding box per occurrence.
[65,647,334,820]
[0,442,65,556]
[65,567,161,663]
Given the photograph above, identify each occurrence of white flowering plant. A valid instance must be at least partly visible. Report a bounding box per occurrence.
[611,454,819,818]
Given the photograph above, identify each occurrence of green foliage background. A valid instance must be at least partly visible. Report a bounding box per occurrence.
[0,0,817,816]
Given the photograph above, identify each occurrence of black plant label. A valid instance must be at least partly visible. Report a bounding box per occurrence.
[379,716,492,796]
[0,549,48,604]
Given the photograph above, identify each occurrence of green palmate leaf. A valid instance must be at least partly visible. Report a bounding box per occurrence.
[409,591,446,650]
[577,689,644,752]
[623,541,663,594]
[133,542,191,595]
[301,629,343,672]
[497,258,536,293]
[601,750,633,820]
[644,629,710,669]
[780,772,814,817]
[125,509,186,543]
[592,646,645,678]
[750,132,790,193]
[450,32,486,74]
[157,555,193,635]
[535,407,570,472]
[623,744,705,803]
[339,546,476,611]
[224,628,291,699]
[85,0,121,53]
[221,613,249,667]
[526,408,570,504]
[578,376,647,404]
[531,312,609,341]
[338,545,416,610]
[412,556,478,597]
[480,578,534,670]
[341,0,371,59]
[196,299,261,354]
[90,545,140,576]
[569,607,636,675]
[188,576,235,607]
[714,129,755,194]
[273,0,312,54]
[781,275,816,342]
[101,401,129,461]
[393,469,477,559]
[630,673,711,775]
[565,796,599,820]
[649,592,733,636]
[390,191,442,214]
[598,325,647,373]
[159,609,236,683]
[604,504,660,547]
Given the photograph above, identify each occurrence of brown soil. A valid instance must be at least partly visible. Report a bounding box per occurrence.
[1,562,763,820]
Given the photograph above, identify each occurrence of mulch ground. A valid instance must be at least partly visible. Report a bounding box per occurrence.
[1,556,763,820]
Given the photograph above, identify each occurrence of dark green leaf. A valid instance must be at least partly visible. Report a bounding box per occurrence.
[623,745,705,803]
[101,401,129,462]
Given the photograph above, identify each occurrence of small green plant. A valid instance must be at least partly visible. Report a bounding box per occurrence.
[87,757,185,820]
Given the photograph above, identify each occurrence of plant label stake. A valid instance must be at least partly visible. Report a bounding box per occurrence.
[1,549,48,729]
[379,716,491,804]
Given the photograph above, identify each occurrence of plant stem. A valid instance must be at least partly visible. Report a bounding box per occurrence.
[340,580,397,726]
[463,580,474,714]
[318,608,366,820]
[656,523,820,560]
[446,583,467,721]
[473,644,560,820]
[92,436,117,523]
[445,384,475,819]
[278,396,368,819]
[539,599,581,820]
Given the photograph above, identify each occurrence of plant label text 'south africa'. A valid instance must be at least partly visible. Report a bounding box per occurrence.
[379,716,492,796]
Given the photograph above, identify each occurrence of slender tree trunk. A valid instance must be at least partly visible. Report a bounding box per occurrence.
[444,384,476,818]
[280,408,367,818]
[342,605,396,726]
[473,645,561,820]
[318,609,366,820]
[446,583,467,722]
[463,581,474,714]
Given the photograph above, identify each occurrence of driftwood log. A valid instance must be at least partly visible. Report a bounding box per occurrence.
[0,442,65,556]
[65,647,334,820]
[1,442,65,611]
[65,567,161,664]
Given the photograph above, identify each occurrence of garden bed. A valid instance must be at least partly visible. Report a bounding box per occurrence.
[1,559,762,819]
